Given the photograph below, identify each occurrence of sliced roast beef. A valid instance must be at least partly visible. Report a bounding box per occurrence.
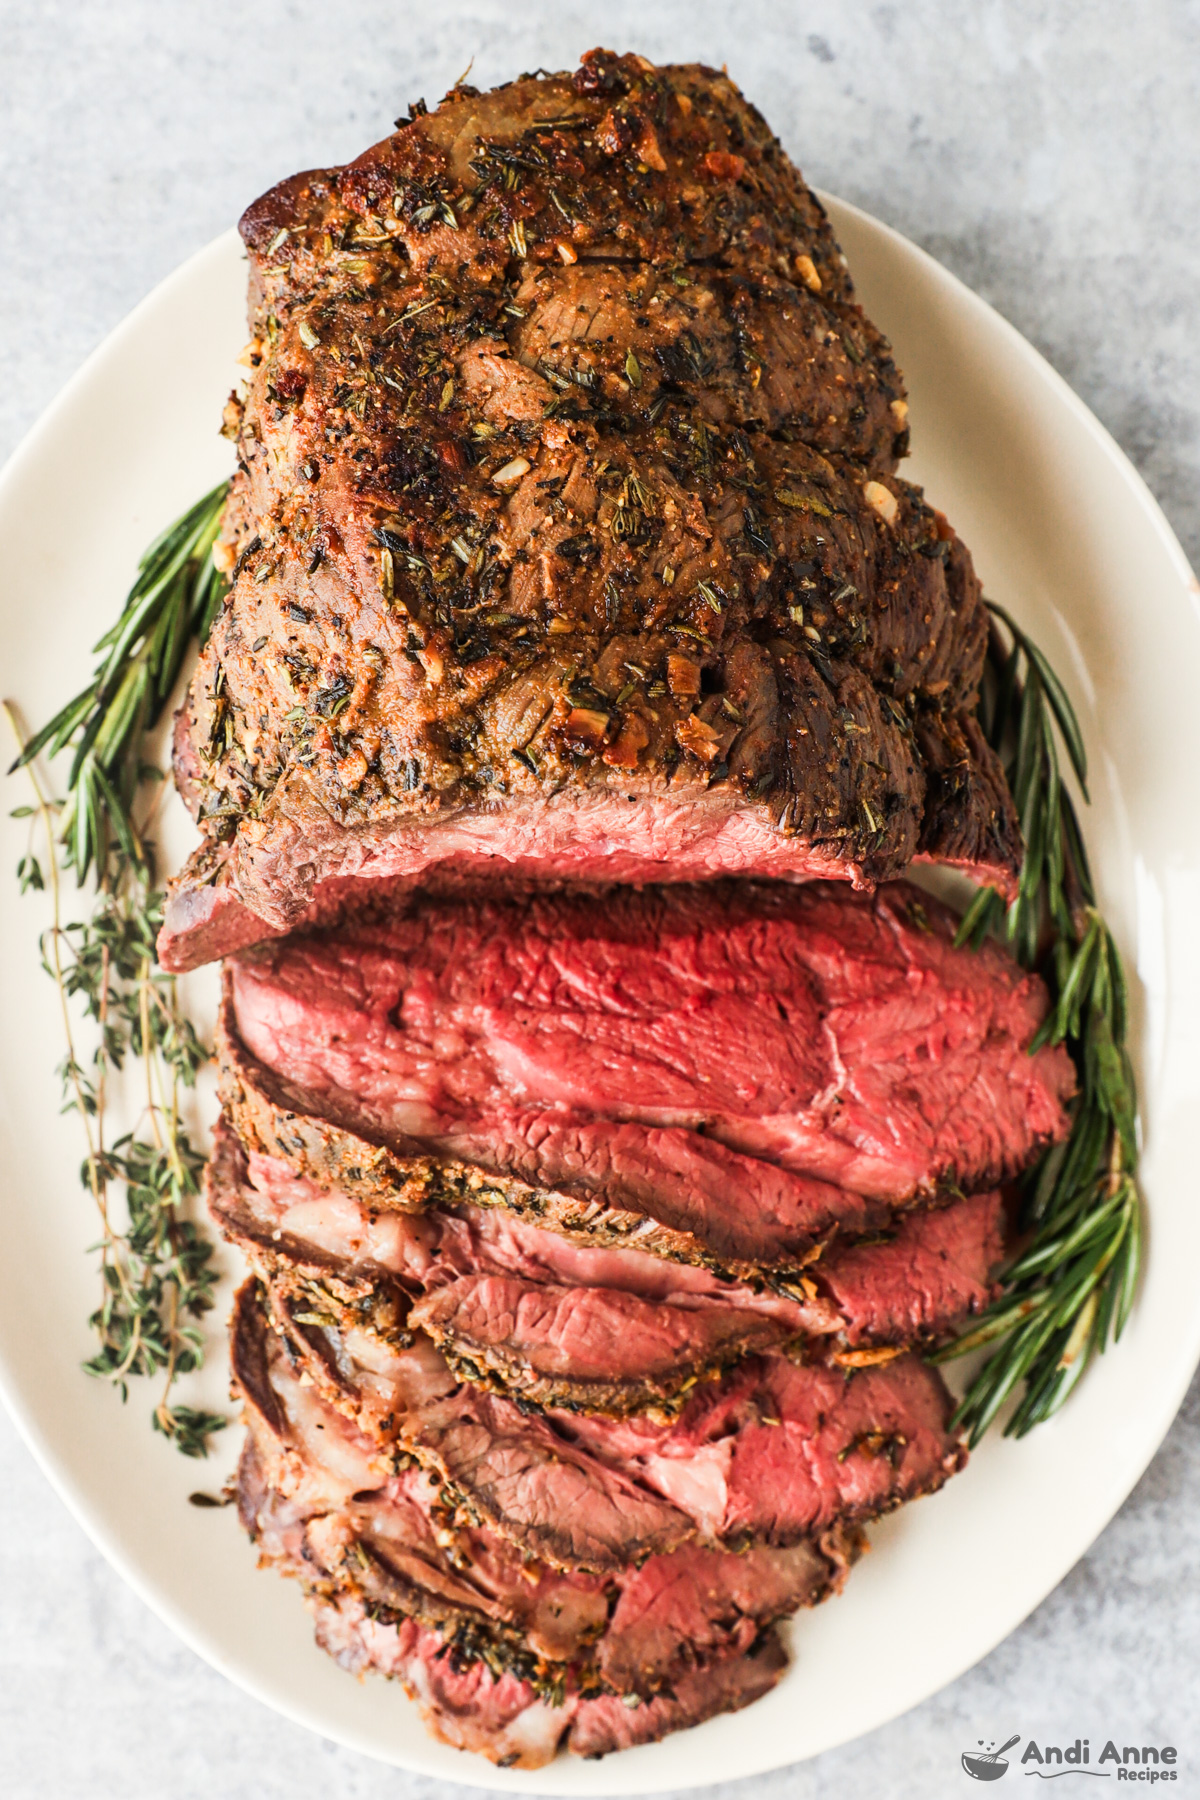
[160,51,1021,976]
[235,1281,614,1664]
[260,1285,697,1573]
[260,1273,964,1560]
[209,1122,1003,1411]
[818,1192,1004,1346]
[217,988,868,1280]
[209,1115,786,1308]
[227,878,1072,1211]
[591,1540,826,1697]
[567,1639,790,1759]
[313,1602,573,1769]
[406,1189,1003,1404]
[357,1354,694,1573]
[234,1280,853,1703]
[407,1276,790,1414]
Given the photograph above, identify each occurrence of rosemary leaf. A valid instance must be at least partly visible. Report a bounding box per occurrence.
[953,882,1003,951]
[987,600,1090,795]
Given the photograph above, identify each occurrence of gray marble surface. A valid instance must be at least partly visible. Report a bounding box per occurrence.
[2,3,1198,1795]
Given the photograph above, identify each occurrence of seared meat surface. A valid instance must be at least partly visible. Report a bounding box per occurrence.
[161,48,1019,972]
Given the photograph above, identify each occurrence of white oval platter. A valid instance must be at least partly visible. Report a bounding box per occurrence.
[1,195,1198,1793]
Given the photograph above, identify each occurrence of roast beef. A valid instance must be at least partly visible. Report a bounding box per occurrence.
[566,1640,790,1759]
[226,878,1072,1211]
[217,982,887,1279]
[313,1601,572,1768]
[408,1275,797,1412]
[217,983,894,1275]
[262,1286,697,1572]
[233,1288,637,1666]
[233,1280,853,1725]
[180,51,1060,1768]
[257,1271,964,1566]
[159,50,1020,973]
[209,1120,1003,1414]
[406,1185,1004,1407]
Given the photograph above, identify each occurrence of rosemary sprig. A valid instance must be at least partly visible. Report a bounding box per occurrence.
[6,478,232,1457]
[932,603,1141,1444]
[12,481,229,883]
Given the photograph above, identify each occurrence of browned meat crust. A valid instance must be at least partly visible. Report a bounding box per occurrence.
[161,50,1019,971]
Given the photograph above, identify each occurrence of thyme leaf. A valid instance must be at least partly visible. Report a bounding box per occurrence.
[6,478,232,1457]
[933,603,1141,1444]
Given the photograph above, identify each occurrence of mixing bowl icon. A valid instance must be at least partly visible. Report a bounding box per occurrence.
[962,1751,1010,1780]
[962,1735,1020,1779]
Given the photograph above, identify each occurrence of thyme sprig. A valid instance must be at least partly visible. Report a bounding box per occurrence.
[932,603,1141,1444]
[6,478,232,1457]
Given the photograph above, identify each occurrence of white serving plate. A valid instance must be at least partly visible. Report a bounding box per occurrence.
[1,197,1199,1794]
